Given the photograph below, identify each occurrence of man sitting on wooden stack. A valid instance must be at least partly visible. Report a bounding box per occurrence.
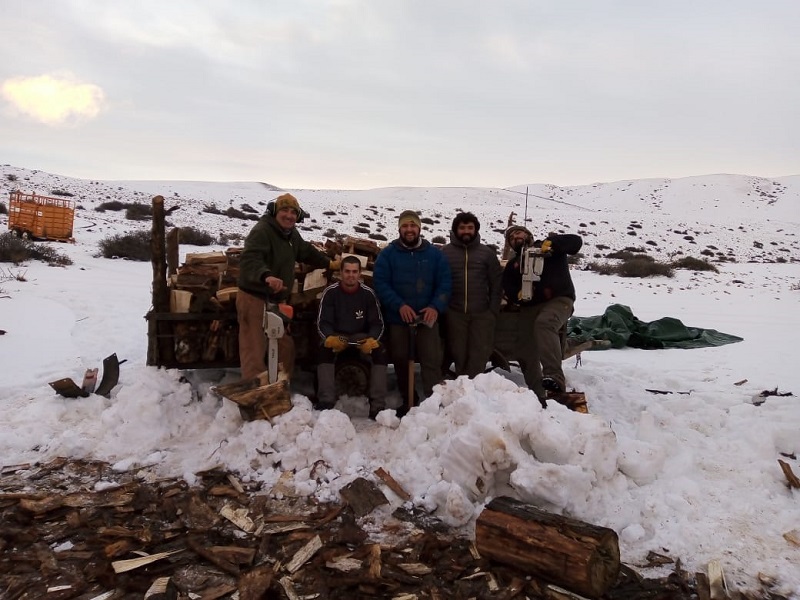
[316,255,388,418]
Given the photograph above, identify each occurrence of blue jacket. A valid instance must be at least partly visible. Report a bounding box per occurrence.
[373,238,452,325]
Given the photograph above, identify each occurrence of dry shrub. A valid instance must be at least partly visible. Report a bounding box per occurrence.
[0,232,73,266]
[177,226,215,246]
[98,231,151,261]
[617,256,674,278]
[671,257,718,272]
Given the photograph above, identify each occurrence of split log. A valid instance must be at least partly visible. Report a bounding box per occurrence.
[185,251,227,265]
[213,376,292,421]
[547,391,588,414]
[475,496,620,599]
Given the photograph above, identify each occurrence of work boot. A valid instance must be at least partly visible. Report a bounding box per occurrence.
[541,377,564,394]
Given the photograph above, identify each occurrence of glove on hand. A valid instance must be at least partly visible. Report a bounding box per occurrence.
[324,335,348,353]
[358,337,380,354]
[328,259,341,271]
[540,240,553,254]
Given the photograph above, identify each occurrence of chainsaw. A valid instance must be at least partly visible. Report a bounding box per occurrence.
[519,246,546,301]
[263,306,286,383]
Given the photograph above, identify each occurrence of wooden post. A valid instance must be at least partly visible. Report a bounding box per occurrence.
[149,196,174,364]
[166,227,180,276]
[475,496,620,598]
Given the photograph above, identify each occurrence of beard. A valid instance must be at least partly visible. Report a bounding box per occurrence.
[401,232,420,247]
[511,239,526,253]
[458,233,475,245]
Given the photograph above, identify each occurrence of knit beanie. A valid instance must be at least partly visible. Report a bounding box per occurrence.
[504,225,533,244]
[274,193,301,213]
[398,210,421,228]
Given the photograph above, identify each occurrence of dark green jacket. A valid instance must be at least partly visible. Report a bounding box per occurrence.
[237,214,330,302]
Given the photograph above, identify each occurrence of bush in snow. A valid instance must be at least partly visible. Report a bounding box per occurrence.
[98,231,151,261]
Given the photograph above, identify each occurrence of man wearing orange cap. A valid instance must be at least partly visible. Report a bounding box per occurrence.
[237,193,338,380]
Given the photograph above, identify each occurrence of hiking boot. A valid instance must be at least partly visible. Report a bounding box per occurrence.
[541,377,564,394]
[368,404,382,420]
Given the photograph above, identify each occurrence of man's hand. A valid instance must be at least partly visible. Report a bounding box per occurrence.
[324,335,349,353]
[264,275,286,294]
[399,305,417,324]
[358,337,380,354]
[540,240,553,254]
[419,306,438,325]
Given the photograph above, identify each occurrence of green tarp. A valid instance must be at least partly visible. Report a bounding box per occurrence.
[567,304,743,350]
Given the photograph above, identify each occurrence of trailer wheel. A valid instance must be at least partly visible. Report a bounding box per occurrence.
[21,231,30,240]
[10,229,19,238]
[335,355,370,397]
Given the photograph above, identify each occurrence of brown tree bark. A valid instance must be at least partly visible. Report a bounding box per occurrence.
[475,496,620,598]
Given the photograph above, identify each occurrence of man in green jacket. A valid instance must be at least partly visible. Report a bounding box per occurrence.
[237,193,337,380]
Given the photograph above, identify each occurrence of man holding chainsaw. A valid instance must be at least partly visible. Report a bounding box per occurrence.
[502,225,583,405]
[316,255,387,417]
[373,210,451,413]
[237,193,338,380]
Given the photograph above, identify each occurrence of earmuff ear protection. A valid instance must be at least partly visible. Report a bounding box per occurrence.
[266,201,308,223]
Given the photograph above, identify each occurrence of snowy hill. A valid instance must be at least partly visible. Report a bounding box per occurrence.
[2,165,798,265]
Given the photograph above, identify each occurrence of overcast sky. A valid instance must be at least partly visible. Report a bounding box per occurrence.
[2,1,799,190]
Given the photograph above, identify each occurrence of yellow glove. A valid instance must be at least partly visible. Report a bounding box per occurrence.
[358,337,380,354]
[324,335,348,352]
[328,259,341,271]
[540,240,553,254]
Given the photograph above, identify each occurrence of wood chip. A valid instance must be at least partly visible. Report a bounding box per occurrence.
[373,467,411,501]
[144,576,170,598]
[783,529,800,547]
[220,503,255,532]
[778,459,800,489]
[398,562,432,576]
[707,559,729,600]
[733,379,748,386]
[367,543,382,579]
[278,575,301,600]
[112,549,181,573]
[227,473,245,494]
[285,534,322,573]
[325,556,363,572]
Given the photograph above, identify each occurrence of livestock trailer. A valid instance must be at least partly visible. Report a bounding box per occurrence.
[7,191,76,241]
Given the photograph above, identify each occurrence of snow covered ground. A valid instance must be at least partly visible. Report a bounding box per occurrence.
[1,166,799,596]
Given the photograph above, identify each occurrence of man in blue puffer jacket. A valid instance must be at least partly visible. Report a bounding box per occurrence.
[373,210,452,410]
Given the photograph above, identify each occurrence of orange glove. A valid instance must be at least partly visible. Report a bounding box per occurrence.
[358,337,380,354]
[324,335,348,353]
[328,259,341,271]
[540,240,553,254]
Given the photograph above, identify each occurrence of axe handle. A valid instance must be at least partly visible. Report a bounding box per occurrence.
[407,324,417,411]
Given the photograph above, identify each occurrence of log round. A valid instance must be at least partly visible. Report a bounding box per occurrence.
[475,496,620,598]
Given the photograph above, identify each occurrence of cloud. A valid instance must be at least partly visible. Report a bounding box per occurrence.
[1,73,105,126]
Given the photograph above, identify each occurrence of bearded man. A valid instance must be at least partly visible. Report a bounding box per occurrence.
[373,210,451,411]
[502,225,583,405]
[441,212,502,378]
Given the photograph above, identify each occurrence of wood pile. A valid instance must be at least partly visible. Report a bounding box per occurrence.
[0,458,705,600]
